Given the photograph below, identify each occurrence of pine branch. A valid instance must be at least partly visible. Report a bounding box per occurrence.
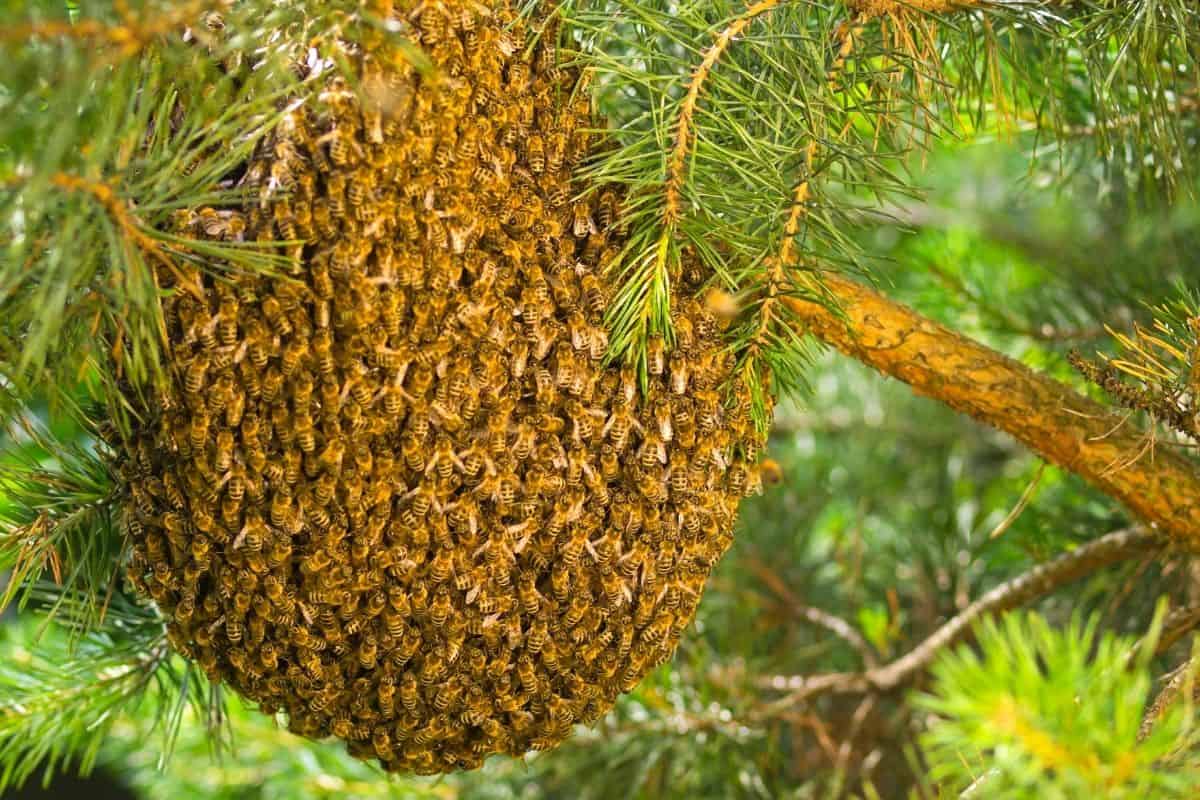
[785,273,1200,545]
[743,551,880,668]
[0,414,125,638]
[757,526,1161,703]
[849,0,984,16]
[666,0,784,224]
[0,0,218,51]
[0,589,196,793]
[1138,648,1199,743]
[604,0,789,379]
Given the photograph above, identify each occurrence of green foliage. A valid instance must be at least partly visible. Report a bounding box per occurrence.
[0,2,301,426]
[0,1,1197,798]
[917,611,1200,798]
[0,590,219,794]
[0,413,123,638]
[564,0,912,409]
[559,0,1199,424]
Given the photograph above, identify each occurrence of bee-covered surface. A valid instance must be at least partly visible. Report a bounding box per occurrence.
[119,0,767,774]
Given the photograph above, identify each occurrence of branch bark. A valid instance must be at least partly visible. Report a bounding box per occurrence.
[785,274,1200,548]
[759,526,1161,702]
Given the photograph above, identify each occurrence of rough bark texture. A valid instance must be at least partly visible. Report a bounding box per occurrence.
[785,273,1200,548]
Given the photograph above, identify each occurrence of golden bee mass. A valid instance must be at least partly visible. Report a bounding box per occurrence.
[120,0,769,774]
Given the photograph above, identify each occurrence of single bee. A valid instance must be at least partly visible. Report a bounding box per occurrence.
[188,412,210,453]
[526,134,545,174]
[358,633,378,670]
[213,429,234,474]
[572,202,593,238]
[603,396,639,452]
[184,353,210,396]
[580,274,606,318]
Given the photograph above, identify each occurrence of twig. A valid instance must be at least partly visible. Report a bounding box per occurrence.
[742,13,864,380]
[46,172,202,299]
[849,0,985,18]
[986,461,1045,540]
[1147,605,1200,658]
[743,552,880,668]
[1138,651,1198,742]
[833,695,877,791]
[621,0,786,360]
[959,768,1000,798]
[665,0,782,226]
[749,141,818,359]
[757,527,1161,705]
[0,1,216,54]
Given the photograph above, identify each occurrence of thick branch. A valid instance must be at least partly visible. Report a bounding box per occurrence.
[760,526,1161,702]
[785,273,1200,547]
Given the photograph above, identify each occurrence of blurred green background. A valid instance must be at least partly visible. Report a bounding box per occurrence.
[4,135,1196,799]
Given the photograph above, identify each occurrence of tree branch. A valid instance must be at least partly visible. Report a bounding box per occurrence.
[1138,652,1199,742]
[743,552,880,668]
[666,0,783,226]
[758,527,1162,703]
[785,273,1200,546]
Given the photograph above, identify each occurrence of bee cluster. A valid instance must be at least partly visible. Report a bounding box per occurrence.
[121,0,769,774]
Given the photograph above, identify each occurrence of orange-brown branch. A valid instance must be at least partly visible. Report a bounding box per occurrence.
[665,0,782,224]
[0,1,213,52]
[848,0,981,16]
[786,273,1200,547]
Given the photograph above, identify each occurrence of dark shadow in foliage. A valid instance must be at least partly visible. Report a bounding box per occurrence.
[2,767,137,800]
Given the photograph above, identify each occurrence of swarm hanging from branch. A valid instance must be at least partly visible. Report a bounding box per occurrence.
[118,0,769,775]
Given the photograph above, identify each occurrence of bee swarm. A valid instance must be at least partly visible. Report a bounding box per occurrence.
[121,0,768,775]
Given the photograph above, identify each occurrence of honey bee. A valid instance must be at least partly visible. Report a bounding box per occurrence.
[414,0,447,44]
[638,430,668,470]
[358,633,378,670]
[758,455,787,489]
[323,124,363,168]
[419,652,446,686]
[572,202,593,239]
[225,616,244,644]
[703,287,739,327]
[399,672,422,714]
[564,400,600,444]
[212,429,234,474]
[602,397,640,452]
[223,384,247,428]
[546,130,567,174]
[580,274,606,318]
[267,158,295,195]
[590,188,617,230]
[298,540,332,576]
[312,198,337,238]
[316,439,345,473]
[427,586,454,628]
[188,411,210,454]
[525,134,546,174]
[184,353,210,396]
[645,335,667,377]
[726,462,750,497]
[425,214,450,251]
[261,295,292,337]
[533,367,556,407]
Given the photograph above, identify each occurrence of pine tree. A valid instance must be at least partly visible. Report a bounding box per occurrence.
[0,1,1197,797]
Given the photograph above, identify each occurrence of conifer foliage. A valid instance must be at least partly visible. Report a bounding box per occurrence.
[0,0,1198,796]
